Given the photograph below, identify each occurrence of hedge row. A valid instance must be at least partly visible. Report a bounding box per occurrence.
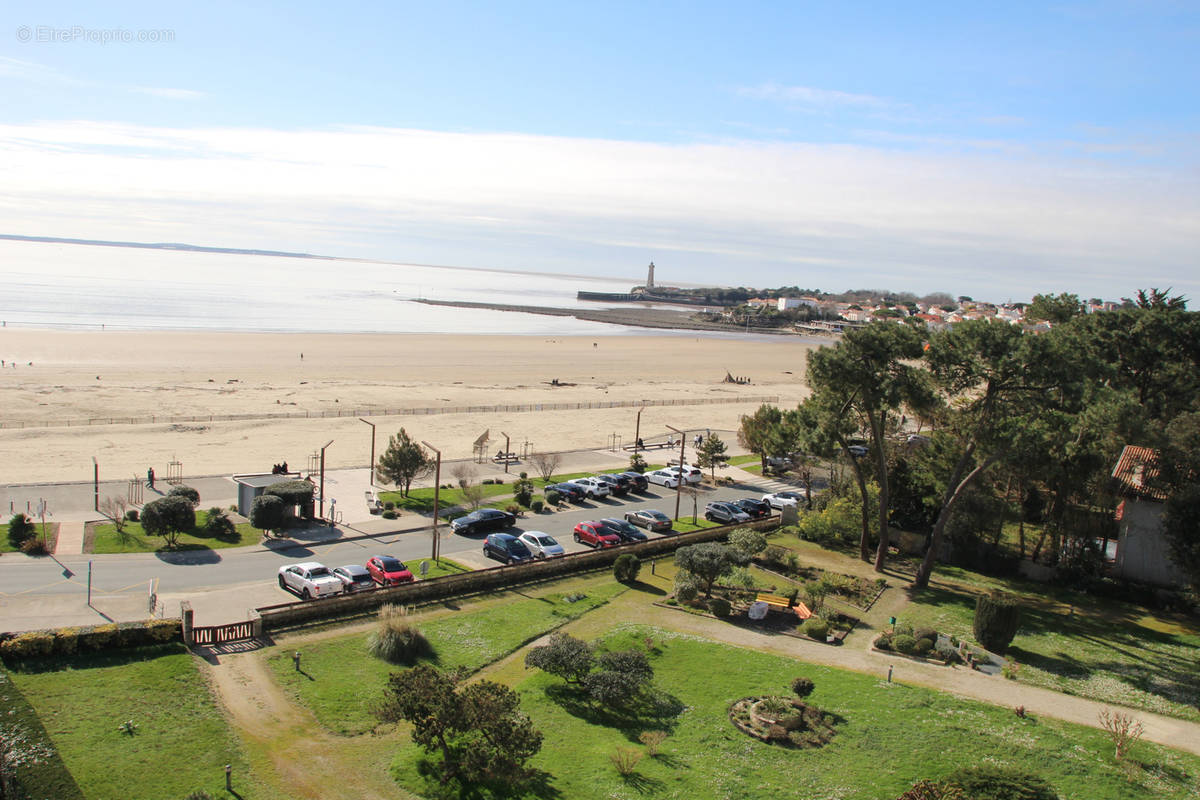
[0,618,181,660]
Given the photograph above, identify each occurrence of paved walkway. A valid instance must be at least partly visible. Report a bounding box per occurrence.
[53,520,85,555]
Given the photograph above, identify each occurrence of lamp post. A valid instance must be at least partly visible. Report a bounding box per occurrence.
[358,418,376,485]
[92,456,99,512]
[318,439,333,519]
[666,424,685,522]
[634,406,645,452]
[500,431,511,473]
[422,441,442,562]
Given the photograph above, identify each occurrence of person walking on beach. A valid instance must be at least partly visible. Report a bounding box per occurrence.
[147,467,155,489]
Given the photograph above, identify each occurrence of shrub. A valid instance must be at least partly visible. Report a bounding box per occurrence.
[545,490,562,506]
[184,792,215,800]
[367,604,430,665]
[707,596,732,618]
[7,513,35,548]
[126,509,140,522]
[505,503,520,515]
[791,676,815,697]
[914,627,938,643]
[638,730,667,757]
[1099,707,1144,760]
[613,553,640,583]
[943,765,1058,800]
[766,723,789,742]
[974,591,1021,654]
[0,631,54,658]
[515,491,533,507]
[250,494,285,533]
[893,634,917,655]
[19,536,47,554]
[875,633,893,651]
[203,507,236,537]
[167,484,200,506]
[674,573,700,604]
[384,501,395,510]
[934,640,961,663]
[804,618,829,640]
[762,545,789,568]
[729,528,768,562]
[610,747,642,777]
[531,499,545,513]
[382,510,398,519]
[914,637,934,655]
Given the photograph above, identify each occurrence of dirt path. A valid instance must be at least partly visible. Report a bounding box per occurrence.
[203,648,412,800]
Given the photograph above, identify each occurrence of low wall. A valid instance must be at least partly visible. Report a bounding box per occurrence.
[256,518,778,631]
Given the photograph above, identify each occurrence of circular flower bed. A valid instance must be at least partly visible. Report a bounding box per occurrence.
[728,696,838,748]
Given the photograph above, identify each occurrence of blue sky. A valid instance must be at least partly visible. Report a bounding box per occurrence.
[2,1,1198,301]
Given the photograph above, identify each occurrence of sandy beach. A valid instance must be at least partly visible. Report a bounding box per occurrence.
[0,329,819,485]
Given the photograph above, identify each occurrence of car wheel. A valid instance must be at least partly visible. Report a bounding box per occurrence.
[705,513,714,521]
[301,588,311,600]
[573,533,581,543]
[278,575,286,589]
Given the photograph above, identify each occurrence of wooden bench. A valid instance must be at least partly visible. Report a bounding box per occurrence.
[754,593,814,620]
[622,441,674,451]
[491,452,520,464]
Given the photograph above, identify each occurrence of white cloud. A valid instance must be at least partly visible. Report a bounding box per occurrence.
[0,121,1195,300]
[738,83,897,110]
[131,86,206,100]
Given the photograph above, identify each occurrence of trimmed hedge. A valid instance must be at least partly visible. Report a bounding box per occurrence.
[974,591,1021,654]
[0,619,180,660]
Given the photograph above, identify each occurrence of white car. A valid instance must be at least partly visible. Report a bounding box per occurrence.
[569,477,612,499]
[847,445,868,458]
[278,562,344,600]
[519,531,565,559]
[646,469,681,488]
[665,465,702,485]
[762,491,804,509]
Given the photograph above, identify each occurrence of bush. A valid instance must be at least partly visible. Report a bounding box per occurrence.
[674,573,700,604]
[893,634,917,654]
[531,499,545,513]
[545,490,562,506]
[639,730,667,757]
[762,545,790,568]
[125,509,140,522]
[914,637,934,655]
[19,537,47,555]
[265,479,315,508]
[944,765,1059,800]
[167,484,200,506]
[935,640,961,663]
[974,591,1021,654]
[203,507,236,537]
[707,596,732,618]
[505,503,520,515]
[613,553,640,583]
[384,501,395,511]
[914,627,938,643]
[250,494,285,532]
[7,513,35,548]
[367,605,430,665]
[875,633,893,651]
[515,490,533,507]
[791,676,815,697]
[804,618,829,640]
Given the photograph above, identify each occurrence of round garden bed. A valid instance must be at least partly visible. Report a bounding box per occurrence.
[728,696,838,748]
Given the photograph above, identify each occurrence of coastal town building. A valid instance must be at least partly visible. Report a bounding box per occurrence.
[1110,446,1187,588]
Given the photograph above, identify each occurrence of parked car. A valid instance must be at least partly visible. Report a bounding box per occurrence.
[569,477,611,499]
[595,474,631,496]
[765,456,794,469]
[277,562,344,600]
[705,501,751,524]
[365,555,415,586]
[646,469,681,488]
[618,471,649,491]
[762,491,804,509]
[847,445,868,458]
[573,520,621,548]
[332,564,377,593]
[664,465,702,485]
[518,531,565,559]
[483,533,533,564]
[598,517,647,543]
[548,482,585,502]
[736,497,773,519]
[625,508,673,532]
[450,508,516,534]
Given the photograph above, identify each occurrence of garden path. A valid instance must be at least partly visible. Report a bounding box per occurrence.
[203,649,414,800]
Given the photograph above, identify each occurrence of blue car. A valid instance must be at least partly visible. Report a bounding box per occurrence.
[483,533,533,564]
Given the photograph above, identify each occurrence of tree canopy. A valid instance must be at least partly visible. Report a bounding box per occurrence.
[376,428,431,497]
[140,495,195,548]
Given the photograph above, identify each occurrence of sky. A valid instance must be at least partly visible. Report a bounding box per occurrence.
[1,1,1198,302]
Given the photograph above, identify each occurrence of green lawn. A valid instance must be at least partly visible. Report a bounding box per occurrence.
[2,645,255,800]
[726,454,760,466]
[899,566,1200,723]
[266,579,628,735]
[90,509,258,553]
[393,624,1200,800]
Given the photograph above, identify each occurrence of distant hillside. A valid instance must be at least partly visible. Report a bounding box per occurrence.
[0,234,328,260]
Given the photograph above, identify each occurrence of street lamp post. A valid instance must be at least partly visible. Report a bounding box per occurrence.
[666,424,686,522]
[634,406,645,451]
[500,431,511,473]
[92,456,99,512]
[422,441,442,562]
[358,418,376,486]
[318,439,333,519]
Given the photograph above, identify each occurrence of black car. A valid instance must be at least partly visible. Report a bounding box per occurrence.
[547,482,585,502]
[450,508,516,534]
[598,517,648,543]
[483,533,532,564]
[736,497,772,519]
[618,471,649,492]
[595,474,631,496]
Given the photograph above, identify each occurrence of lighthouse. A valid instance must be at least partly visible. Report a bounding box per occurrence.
[646,261,655,290]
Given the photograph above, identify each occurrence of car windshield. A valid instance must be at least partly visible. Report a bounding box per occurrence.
[309,567,331,577]
[379,558,403,571]
[779,492,801,500]
[536,535,556,545]
[649,511,668,521]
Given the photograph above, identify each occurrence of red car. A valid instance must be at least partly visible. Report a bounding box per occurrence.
[365,555,415,586]
[573,521,621,549]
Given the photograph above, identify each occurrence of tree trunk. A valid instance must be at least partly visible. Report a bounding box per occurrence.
[913,446,1000,588]
[838,433,872,562]
[869,412,890,572]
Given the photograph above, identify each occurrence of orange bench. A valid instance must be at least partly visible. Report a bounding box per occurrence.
[754,593,813,620]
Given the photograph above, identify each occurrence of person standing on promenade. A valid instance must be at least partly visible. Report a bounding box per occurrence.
[147,466,155,489]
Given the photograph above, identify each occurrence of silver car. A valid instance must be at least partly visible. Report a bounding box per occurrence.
[332,564,377,593]
[518,531,565,558]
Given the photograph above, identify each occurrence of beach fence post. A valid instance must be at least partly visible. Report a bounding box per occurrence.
[423,442,442,562]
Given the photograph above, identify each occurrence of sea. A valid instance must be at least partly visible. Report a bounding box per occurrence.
[0,238,689,336]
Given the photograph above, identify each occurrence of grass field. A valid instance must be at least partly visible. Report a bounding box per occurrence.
[2,644,254,800]
[90,509,257,553]
[393,624,1200,800]
[900,566,1200,722]
[266,578,628,735]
